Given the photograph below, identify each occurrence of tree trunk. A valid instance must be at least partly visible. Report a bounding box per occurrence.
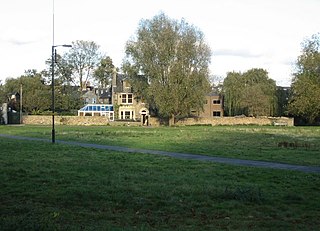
[169,114,175,126]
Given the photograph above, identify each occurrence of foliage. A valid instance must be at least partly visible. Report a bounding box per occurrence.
[54,84,82,113]
[223,71,243,116]
[223,68,277,117]
[64,40,102,90]
[1,69,81,115]
[289,33,320,123]
[1,137,320,230]
[0,80,5,103]
[94,56,115,87]
[123,13,211,125]
[2,70,51,114]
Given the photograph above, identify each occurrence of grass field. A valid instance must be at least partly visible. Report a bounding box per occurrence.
[1,137,319,230]
[0,125,319,166]
[1,125,320,230]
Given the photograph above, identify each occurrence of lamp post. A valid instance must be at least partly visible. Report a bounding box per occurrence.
[51,44,72,143]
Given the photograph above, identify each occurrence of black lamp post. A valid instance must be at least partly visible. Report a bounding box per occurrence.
[51,44,72,143]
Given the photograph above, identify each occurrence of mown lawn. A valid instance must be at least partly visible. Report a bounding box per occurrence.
[0,125,319,166]
[0,137,319,230]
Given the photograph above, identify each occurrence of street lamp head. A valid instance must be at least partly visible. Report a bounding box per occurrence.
[53,44,72,48]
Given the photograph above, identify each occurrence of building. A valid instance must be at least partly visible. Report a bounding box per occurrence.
[78,72,149,124]
[199,92,224,117]
[112,73,149,124]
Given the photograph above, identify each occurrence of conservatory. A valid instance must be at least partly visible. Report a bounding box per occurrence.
[78,104,114,121]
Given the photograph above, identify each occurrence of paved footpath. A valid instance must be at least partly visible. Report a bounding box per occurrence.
[1,133,320,174]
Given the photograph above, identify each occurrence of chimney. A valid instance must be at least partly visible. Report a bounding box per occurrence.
[112,68,117,105]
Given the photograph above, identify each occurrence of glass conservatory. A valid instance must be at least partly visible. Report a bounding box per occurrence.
[78,104,114,121]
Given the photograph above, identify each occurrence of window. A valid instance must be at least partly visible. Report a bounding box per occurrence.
[125,111,131,119]
[213,111,221,117]
[213,99,220,104]
[122,94,127,104]
[109,112,114,121]
[128,94,133,104]
[205,100,208,104]
[121,93,133,104]
[120,110,133,120]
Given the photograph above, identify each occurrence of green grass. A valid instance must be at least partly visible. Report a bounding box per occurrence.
[0,125,319,166]
[1,138,320,230]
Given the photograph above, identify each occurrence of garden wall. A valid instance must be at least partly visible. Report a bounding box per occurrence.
[174,116,294,126]
[22,115,140,126]
[23,115,294,126]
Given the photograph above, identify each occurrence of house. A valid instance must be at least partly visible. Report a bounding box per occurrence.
[96,88,112,104]
[112,73,149,123]
[78,72,149,124]
[79,84,114,120]
[82,88,99,104]
[198,92,224,117]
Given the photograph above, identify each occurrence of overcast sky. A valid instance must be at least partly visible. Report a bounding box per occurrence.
[0,0,319,86]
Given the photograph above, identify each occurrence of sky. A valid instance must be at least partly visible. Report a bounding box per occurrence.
[0,0,319,86]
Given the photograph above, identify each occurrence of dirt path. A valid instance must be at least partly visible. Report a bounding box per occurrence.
[1,133,319,174]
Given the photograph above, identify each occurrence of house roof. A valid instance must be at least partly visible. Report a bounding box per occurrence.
[207,91,220,97]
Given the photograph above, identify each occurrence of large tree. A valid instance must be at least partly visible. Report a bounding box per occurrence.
[288,33,320,124]
[64,40,102,90]
[123,13,211,125]
[223,68,277,117]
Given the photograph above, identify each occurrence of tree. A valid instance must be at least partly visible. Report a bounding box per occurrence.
[123,13,211,125]
[54,84,81,114]
[0,80,5,102]
[223,68,277,117]
[43,53,82,114]
[94,56,115,87]
[43,53,73,86]
[288,33,320,124]
[64,40,102,90]
[242,68,277,116]
[3,70,51,114]
[223,71,244,116]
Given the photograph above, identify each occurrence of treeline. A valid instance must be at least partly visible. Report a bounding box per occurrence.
[0,13,319,125]
[0,70,82,115]
[222,33,320,125]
